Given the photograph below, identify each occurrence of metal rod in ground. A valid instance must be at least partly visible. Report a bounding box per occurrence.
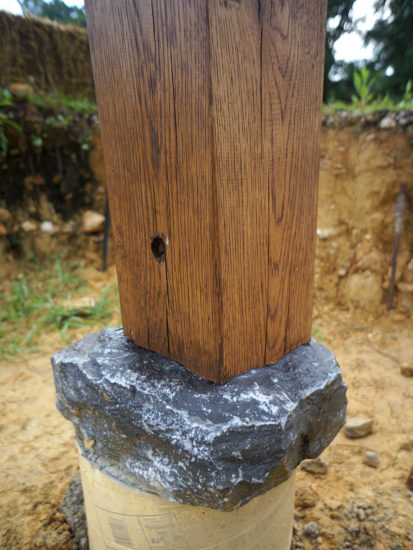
[388,183,407,312]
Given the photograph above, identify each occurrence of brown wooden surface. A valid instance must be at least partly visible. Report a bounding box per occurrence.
[85,0,327,383]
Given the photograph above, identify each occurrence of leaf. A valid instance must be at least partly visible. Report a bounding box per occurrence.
[31,135,43,148]
[354,71,362,95]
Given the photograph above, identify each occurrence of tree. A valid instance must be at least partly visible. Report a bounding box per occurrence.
[17,0,86,28]
[365,0,413,98]
[324,0,357,102]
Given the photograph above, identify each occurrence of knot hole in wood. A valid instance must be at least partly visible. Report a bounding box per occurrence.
[151,234,166,262]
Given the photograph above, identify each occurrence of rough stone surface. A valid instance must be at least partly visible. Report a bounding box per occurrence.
[52,327,347,511]
[345,418,374,439]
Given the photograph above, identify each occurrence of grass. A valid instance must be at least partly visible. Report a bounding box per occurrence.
[31,91,97,115]
[324,73,413,114]
[0,254,119,360]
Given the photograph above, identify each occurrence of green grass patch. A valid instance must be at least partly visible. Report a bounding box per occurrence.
[0,254,119,360]
[31,92,97,115]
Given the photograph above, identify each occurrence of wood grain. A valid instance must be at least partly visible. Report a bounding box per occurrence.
[85,0,327,383]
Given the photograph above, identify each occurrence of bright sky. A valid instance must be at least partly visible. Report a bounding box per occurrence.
[0,0,381,63]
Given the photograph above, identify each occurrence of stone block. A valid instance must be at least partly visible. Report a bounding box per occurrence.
[52,328,347,511]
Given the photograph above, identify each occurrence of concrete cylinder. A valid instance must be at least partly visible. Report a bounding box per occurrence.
[79,453,295,550]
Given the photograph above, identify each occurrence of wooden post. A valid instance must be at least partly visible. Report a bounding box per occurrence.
[85,0,327,383]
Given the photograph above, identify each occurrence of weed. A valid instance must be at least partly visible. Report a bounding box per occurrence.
[325,74,413,114]
[399,80,413,110]
[352,67,376,109]
[45,113,71,129]
[311,328,325,342]
[32,92,97,115]
[0,255,119,360]
[0,88,14,108]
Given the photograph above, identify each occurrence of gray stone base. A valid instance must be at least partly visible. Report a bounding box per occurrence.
[52,328,347,511]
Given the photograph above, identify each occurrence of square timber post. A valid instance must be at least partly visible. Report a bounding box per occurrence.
[85,0,327,383]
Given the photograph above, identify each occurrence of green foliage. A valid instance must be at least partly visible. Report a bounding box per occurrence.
[324,0,357,102]
[365,0,413,99]
[400,80,413,109]
[45,113,71,128]
[325,0,413,104]
[324,67,413,112]
[30,134,43,148]
[0,114,21,159]
[32,92,97,115]
[0,255,119,360]
[0,88,14,108]
[0,89,22,159]
[17,0,86,27]
[352,67,377,108]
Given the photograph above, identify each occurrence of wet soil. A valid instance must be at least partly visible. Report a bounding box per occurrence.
[0,262,412,549]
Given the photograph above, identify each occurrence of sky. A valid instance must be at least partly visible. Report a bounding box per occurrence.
[0,0,381,63]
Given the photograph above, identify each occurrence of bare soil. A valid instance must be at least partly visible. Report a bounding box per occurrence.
[0,262,412,550]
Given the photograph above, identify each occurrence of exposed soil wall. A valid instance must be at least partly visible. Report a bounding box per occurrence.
[1,110,412,316]
[0,12,94,99]
[316,112,413,316]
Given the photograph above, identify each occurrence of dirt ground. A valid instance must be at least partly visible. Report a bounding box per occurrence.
[0,263,412,550]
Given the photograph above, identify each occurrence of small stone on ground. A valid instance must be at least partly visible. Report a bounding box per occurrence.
[40,220,55,234]
[82,210,105,234]
[301,457,328,475]
[344,417,373,439]
[400,363,413,377]
[363,451,379,468]
[303,522,320,538]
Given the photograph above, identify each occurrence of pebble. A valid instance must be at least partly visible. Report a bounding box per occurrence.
[400,363,413,377]
[357,508,366,521]
[301,457,328,475]
[303,522,320,539]
[82,210,105,234]
[379,114,397,129]
[84,438,95,449]
[344,417,373,439]
[21,220,36,232]
[317,227,340,239]
[40,220,55,234]
[363,450,379,468]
